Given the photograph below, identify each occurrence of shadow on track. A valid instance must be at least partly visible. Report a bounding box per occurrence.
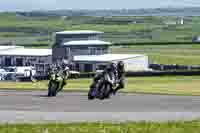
[32,94,50,98]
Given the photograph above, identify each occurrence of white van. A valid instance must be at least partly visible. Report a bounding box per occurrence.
[4,66,36,77]
[16,67,36,77]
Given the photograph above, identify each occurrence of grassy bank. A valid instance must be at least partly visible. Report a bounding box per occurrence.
[0,120,200,133]
[111,44,200,65]
[1,76,200,96]
[2,13,200,65]
[1,13,200,44]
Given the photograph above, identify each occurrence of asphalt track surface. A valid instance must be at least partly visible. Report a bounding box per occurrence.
[0,90,200,123]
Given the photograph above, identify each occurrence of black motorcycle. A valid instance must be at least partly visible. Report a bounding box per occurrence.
[88,78,102,100]
[88,74,115,100]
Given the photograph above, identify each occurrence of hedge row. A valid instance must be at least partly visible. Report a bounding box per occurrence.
[112,41,200,46]
[27,70,200,82]
[79,70,200,78]
[8,41,200,48]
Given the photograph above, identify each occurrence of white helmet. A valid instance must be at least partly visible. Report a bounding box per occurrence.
[64,66,69,71]
[62,59,69,65]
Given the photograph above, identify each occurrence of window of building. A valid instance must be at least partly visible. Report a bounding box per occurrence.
[84,64,93,72]
[16,58,23,66]
[5,57,11,66]
[75,64,80,71]
[98,65,107,70]
[89,47,97,55]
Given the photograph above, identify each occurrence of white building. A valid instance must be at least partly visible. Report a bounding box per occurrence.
[52,30,105,62]
[0,30,150,75]
[52,30,149,73]
[0,46,23,51]
[74,54,149,72]
[54,30,103,45]
[0,46,52,75]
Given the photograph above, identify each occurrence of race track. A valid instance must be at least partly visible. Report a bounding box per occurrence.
[0,90,200,123]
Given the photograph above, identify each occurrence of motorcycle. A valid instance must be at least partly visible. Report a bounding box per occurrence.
[48,73,66,97]
[88,78,103,100]
[48,80,58,97]
[88,72,116,100]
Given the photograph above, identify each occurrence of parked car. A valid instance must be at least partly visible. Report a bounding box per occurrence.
[0,69,6,75]
[0,69,6,80]
[69,70,80,79]
[0,68,10,80]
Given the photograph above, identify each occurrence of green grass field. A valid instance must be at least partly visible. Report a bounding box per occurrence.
[0,121,200,133]
[111,44,200,65]
[1,13,200,44]
[1,76,200,96]
[1,13,200,65]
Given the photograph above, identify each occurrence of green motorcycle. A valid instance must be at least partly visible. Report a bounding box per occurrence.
[48,68,68,97]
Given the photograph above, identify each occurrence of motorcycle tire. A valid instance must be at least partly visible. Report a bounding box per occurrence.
[103,84,112,99]
[98,84,106,100]
[88,82,98,100]
[48,82,53,97]
[98,83,113,100]
[48,81,58,97]
[88,87,96,100]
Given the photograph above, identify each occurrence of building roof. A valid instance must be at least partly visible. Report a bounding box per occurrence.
[63,40,111,46]
[0,46,23,51]
[74,54,145,62]
[0,48,52,56]
[55,30,103,35]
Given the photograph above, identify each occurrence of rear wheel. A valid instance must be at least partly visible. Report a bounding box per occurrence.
[55,80,65,95]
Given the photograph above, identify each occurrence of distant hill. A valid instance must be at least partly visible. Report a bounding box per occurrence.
[15,7,200,17]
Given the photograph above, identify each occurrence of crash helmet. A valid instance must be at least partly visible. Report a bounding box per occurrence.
[110,62,117,70]
[105,62,116,72]
[51,67,57,74]
[117,61,125,70]
[60,63,65,70]
[64,66,70,73]
[56,64,61,71]
[51,63,56,70]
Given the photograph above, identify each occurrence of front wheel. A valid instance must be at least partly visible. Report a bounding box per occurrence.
[88,83,97,100]
[98,83,106,100]
[99,83,113,100]
[103,84,113,99]
[88,88,95,100]
[48,81,58,97]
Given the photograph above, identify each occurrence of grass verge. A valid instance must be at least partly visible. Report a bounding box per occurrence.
[0,120,200,133]
[0,76,200,96]
[111,45,200,65]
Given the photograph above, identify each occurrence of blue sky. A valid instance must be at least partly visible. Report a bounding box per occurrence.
[0,0,200,11]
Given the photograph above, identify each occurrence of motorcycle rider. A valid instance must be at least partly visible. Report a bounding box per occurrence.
[105,62,118,86]
[113,61,125,94]
[93,63,117,83]
[102,63,117,93]
[56,62,69,93]
[47,61,69,97]
[47,64,59,96]
[91,62,117,98]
